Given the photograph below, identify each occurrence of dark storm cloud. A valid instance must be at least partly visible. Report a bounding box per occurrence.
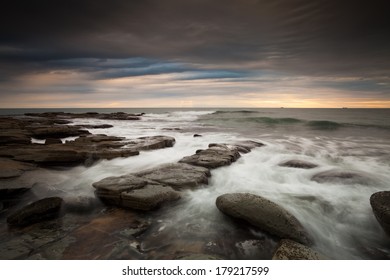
[1,0,389,75]
[0,0,389,107]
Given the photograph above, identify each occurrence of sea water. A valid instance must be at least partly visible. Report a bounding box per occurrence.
[2,108,390,259]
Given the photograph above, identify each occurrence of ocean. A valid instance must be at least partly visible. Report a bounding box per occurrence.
[1,108,390,259]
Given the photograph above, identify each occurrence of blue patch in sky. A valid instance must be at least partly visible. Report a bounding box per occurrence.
[177,70,250,80]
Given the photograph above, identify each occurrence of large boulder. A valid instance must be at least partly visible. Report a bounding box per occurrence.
[179,145,240,169]
[370,191,390,236]
[279,160,318,169]
[134,163,210,189]
[7,197,63,226]
[216,193,312,245]
[272,239,326,260]
[311,169,375,185]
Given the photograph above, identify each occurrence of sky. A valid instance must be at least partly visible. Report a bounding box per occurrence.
[0,0,389,108]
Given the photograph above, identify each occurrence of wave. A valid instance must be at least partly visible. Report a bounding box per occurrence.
[203,112,390,131]
[306,120,342,130]
[212,110,259,115]
[237,117,303,125]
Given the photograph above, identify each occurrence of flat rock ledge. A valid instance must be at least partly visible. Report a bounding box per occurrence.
[0,158,36,179]
[134,163,210,189]
[272,239,326,260]
[279,160,318,169]
[93,163,208,210]
[216,193,312,245]
[7,197,63,227]
[370,191,390,236]
[25,111,142,121]
[0,135,175,166]
[0,114,173,167]
[178,140,263,169]
[93,141,264,211]
[179,144,240,169]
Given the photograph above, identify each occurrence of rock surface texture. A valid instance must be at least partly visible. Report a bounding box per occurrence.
[370,191,390,236]
[7,197,64,226]
[272,239,325,260]
[0,158,36,179]
[216,193,312,245]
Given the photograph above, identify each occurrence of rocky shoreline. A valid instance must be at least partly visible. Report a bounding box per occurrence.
[0,112,389,260]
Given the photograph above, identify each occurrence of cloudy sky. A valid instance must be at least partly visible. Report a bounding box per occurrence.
[0,0,389,108]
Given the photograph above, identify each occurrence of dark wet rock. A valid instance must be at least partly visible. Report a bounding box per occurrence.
[235,239,275,260]
[0,130,31,145]
[9,146,88,166]
[75,124,114,129]
[121,184,181,210]
[279,160,318,169]
[0,158,36,179]
[0,134,175,167]
[311,169,375,185]
[234,140,265,150]
[134,163,210,189]
[100,112,140,120]
[63,196,100,214]
[272,239,326,260]
[30,125,90,139]
[179,145,241,169]
[127,135,175,151]
[0,238,32,259]
[0,184,33,197]
[70,134,125,144]
[24,112,66,118]
[162,128,181,131]
[216,193,312,245]
[104,240,144,260]
[193,134,202,137]
[59,208,147,259]
[230,141,264,154]
[7,197,63,227]
[0,115,174,167]
[0,176,35,210]
[45,138,63,145]
[118,219,150,238]
[370,191,390,236]
[25,111,141,121]
[233,146,251,154]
